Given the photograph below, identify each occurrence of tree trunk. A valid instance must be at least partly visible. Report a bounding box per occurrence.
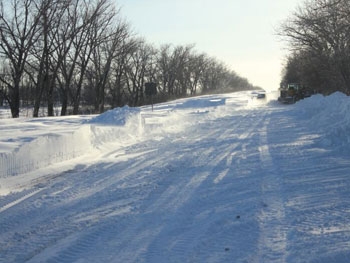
[60,88,68,116]
[9,85,20,118]
[47,79,54,116]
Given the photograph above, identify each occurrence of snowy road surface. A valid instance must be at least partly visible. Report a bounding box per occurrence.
[1,92,350,262]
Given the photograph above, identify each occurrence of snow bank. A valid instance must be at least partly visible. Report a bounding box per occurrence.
[0,107,144,177]
[295,92,350,148]
[0,104,182,178]
[0,99,229,178]
[0,126,94,177]
[88,106,140,126]
[86,106,144,147]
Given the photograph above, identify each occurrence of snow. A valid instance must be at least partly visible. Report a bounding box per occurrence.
[1,91,350,262]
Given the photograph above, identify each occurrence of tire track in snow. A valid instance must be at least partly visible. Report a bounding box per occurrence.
[0,187,44,214]
[0,157,135,261]
[254,107,350,262]
[0,186,49,251]
[145,112,261,215]
[279,142,350,261]
[30,216,128,263]
[256,118,287,262]
[139,110,268,262]
[18,140,180,263]
[61,112,252,262]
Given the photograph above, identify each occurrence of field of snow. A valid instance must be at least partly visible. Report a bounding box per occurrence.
[0,91,350,262]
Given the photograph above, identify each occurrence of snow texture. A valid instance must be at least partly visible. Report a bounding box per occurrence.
[0,91,350,262]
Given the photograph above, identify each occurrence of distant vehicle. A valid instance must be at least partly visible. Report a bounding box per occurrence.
[257,92,266,99]
[251,90,266,99]
[278,83,313,104]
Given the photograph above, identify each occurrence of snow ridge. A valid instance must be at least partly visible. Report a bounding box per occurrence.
[257,118,287,262]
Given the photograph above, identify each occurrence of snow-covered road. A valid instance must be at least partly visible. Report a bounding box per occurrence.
[1,92,350,262]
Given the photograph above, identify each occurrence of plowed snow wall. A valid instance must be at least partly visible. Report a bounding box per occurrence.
[0,126,93,177]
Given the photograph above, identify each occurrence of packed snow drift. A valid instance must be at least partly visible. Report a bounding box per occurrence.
[0,91,350,262]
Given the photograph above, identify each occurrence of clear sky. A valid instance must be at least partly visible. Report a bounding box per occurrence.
[116,0,302,91]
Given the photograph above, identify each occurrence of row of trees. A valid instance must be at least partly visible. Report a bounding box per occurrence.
[279,0,350,95]
[0,0,256,118]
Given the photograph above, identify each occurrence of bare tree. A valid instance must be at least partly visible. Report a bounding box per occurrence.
[109,39,135,108]
[172,45,194,96]
[0,0,41,117]
[20,0,69,117]
[84,2,130,113]
[57,0,112,115]
[124,39,156,106]
[156,44,194,97]
[200,57,225,94]
[279,0,350,94]
[187,53,206,95]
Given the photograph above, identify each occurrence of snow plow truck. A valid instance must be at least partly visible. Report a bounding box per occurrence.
[278,83,313,104]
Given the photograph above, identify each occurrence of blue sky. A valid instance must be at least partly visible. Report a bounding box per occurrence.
[117,0,302,91]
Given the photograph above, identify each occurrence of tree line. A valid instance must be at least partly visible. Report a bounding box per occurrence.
[279,0,350,95]
[0,0,256,118]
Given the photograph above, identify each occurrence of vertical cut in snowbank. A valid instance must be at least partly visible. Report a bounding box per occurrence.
[0,125,94,177]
